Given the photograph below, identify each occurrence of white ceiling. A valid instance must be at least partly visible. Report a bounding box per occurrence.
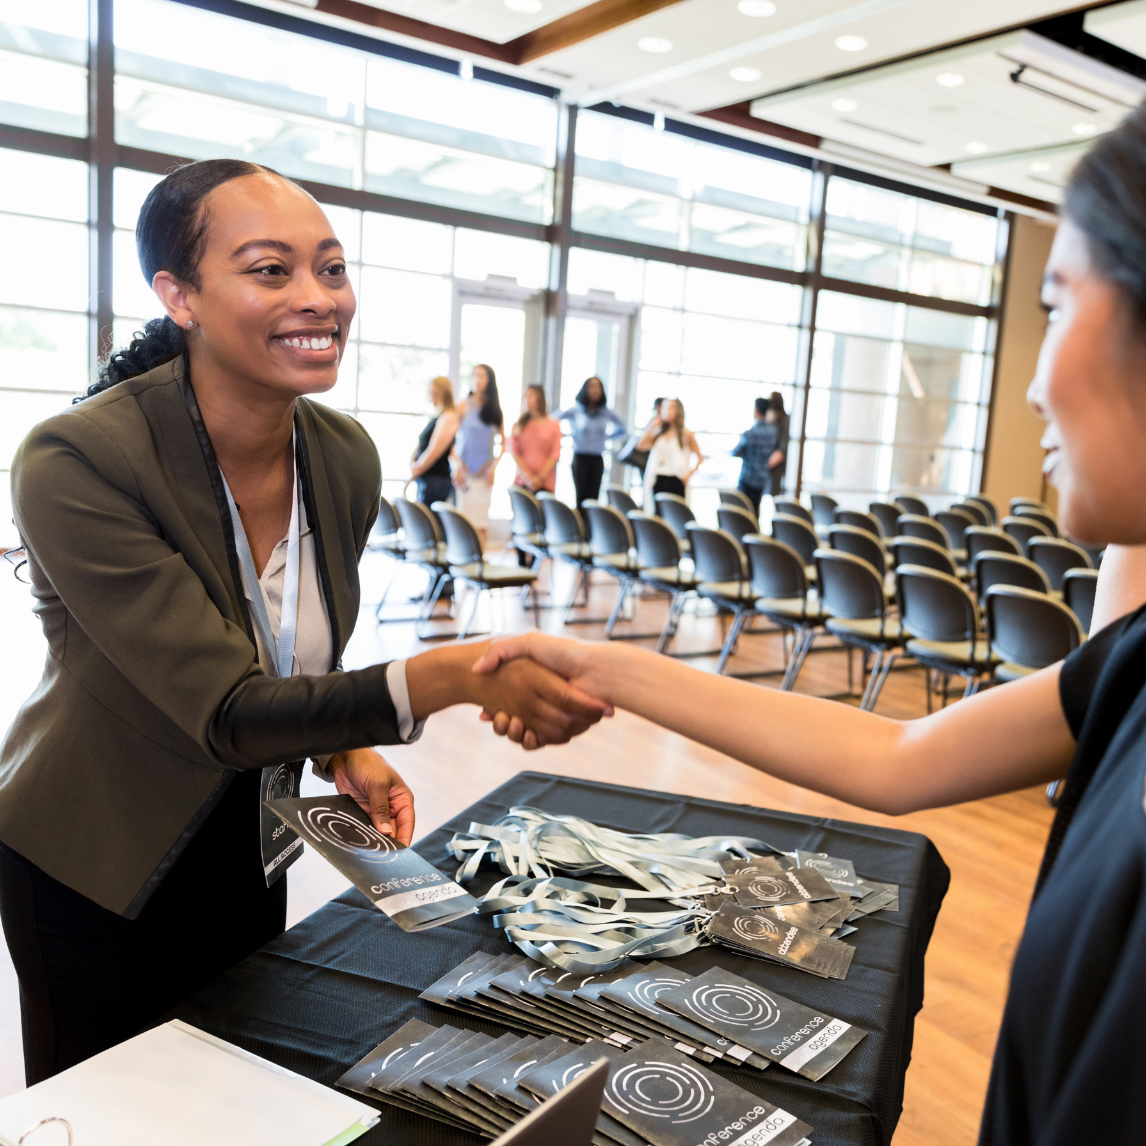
[352,0,598,45]
[1085,0,1146,55]
[950,139,1089,202]
[748,29,1144,167]
[516,0,1084,111]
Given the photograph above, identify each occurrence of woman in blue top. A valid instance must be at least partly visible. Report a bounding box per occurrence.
[553,376,627,507]
[452,364,504,551]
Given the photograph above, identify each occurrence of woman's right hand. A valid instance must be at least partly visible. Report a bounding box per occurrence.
[472,634,611,746]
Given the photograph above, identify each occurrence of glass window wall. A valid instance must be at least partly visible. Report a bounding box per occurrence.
[573,111,812,271]
[0,0,88,137]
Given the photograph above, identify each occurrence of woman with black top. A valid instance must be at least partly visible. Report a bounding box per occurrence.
[474,106,1146,1142]
[0,159,606,1083]
[409,375,458,506]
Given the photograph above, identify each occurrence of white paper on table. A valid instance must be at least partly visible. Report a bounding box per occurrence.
[0,1020,378,1146]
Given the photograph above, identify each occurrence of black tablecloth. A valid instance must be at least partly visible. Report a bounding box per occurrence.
[172,772,949,1146]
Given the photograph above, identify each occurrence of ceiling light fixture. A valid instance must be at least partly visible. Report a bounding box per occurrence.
[505,0,542,10]
[730,66,763,82]
[737,0,776,15]
[1070,121,1100,136]
[935,72,964,88]
[831,97,858,112]
[1030,161,1051,173]
[835,34,868,52]
[638,36,673,53]
[964,141,989,153]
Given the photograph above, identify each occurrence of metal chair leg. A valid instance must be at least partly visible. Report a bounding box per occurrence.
[455,582,482,641]
[716,608,751,674]
[655,591,684,654]
[782,627,814,691]
[862,650,898,711]
[604,577,633,638]
[414,573,448,640]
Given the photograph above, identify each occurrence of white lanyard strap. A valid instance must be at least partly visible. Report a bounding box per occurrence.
[221,437,300,680]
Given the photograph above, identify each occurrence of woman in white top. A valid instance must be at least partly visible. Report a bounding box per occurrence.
[637,398,703,511]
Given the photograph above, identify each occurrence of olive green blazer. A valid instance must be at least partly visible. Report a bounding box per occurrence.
[0,356,385,916]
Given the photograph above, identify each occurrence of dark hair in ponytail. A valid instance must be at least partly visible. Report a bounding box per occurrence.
[1064,105,1146,324]
[83,158,280,399]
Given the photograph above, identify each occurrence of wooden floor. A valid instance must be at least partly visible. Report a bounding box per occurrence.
[0,548,1054,1146]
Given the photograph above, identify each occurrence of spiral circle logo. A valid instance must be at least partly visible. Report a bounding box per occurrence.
[732,913,779,942]
[632,977,680,1011]
[688,982,780,1030]
[299,806,399,863]
[747,875,789,902]
[804,857,848,880]
[609,1060,714,1124]
[266,763,296,801]
[559,1062,588,1090]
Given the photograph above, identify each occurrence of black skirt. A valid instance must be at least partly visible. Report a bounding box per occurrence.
[0,768,286,1084]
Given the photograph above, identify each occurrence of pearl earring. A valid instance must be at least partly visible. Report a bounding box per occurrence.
[186,320,195,329]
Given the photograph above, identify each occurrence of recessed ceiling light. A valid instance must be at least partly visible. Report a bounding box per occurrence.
[638,36,673,53]
[1071,121,1100,136]
[737,0,776,15]
[1030,161,1051,173]
[831,97,858,112]
[505,0,542,10]
[730,66,763,82]
[835,34,868,52]
[964,141,989,154]
[935,72,964,88]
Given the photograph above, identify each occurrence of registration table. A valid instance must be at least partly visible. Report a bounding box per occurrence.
[172,772,950,1146]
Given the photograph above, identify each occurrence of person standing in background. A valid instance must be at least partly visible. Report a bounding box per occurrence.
[409,375,458,507]
[767,391,790,497]
[452,363,503,552]
[553,376,626,507]
[731,397,777,518]
[638,398,703,510]
[511,385,562,495]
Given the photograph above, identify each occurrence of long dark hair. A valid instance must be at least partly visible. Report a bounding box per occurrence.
[516,384,547,431]
[472,364,503,426]
[575,376,606,410]
[83,159,279,399]
[1064,106,1146,321]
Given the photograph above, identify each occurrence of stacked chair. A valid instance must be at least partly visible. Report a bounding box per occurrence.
[655,492,696,555]
[628,511,698,653]
[508,486,550,572]
[433,504,538,638]
[974,551,1051,601]
[718,489,755,513]
[581,501,643,637]
[393,497,453,637]
[743,535,825,691]
[1028,537,1093,593]
[986,586,1085,680]
[890,536,959,578]
[835,508,884,539]
[951,500,989,526]
[1013,504,1059,537]
[896,565,996,710]
[717,504,760,542]
[869,501,902,538]
[686,524,759,674]
[775,498,816,527]
[965,494,998,524]
[935,507,976,563]
[814,548,902,712]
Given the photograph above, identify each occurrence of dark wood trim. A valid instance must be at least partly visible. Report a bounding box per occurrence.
[314,0,518,63]
[793,160,828,500]
[986,186,1059,215]
[512,0,686,63]
[980,211,1016,496]
[0,124,88,159]
[698,103,822,151]
[816,276,995,318]
[312,0,686,66]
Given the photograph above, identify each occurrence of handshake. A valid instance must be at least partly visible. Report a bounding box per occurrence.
[466,632,613,752]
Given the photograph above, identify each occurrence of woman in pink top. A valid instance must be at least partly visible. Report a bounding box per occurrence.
[511,384,561,493]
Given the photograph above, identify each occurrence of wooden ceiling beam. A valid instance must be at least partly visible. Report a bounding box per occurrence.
[312,0,687,67]
[509,0,687,63]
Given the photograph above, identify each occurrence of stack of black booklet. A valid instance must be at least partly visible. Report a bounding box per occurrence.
[419,950,866,1081]
[339,1018,814,1146]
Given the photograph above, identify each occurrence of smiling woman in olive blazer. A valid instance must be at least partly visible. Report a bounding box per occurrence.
[0,159,607,1086]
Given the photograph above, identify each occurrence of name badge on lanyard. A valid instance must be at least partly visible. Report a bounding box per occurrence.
[222,435,306,887]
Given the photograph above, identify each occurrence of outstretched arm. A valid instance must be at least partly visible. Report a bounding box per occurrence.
[472,636,1073,815]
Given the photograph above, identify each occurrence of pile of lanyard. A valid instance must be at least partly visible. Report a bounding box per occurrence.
[446,807,772,972]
